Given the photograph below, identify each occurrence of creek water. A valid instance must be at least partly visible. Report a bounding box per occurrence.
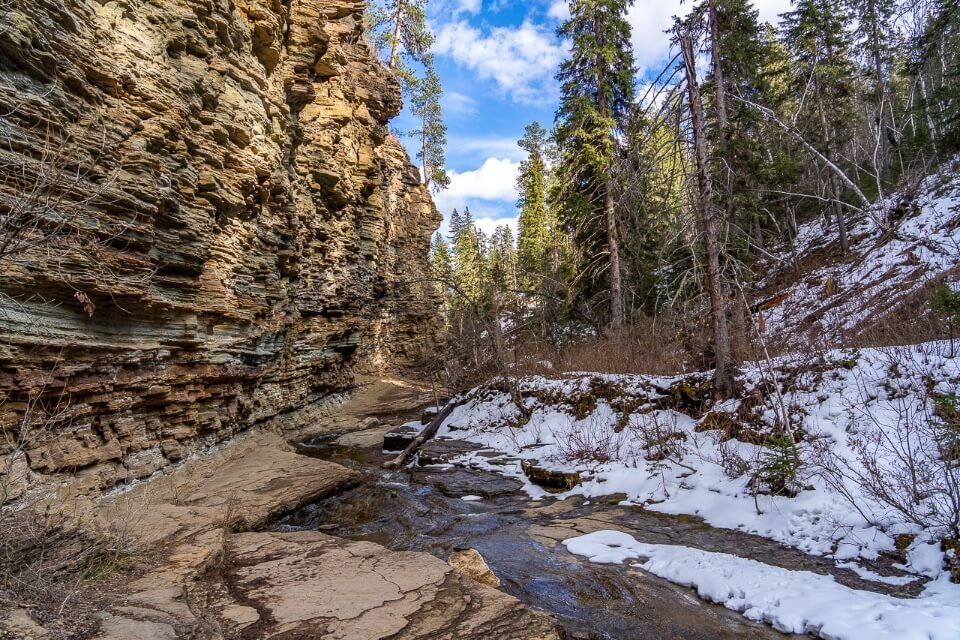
[274,434,826,639]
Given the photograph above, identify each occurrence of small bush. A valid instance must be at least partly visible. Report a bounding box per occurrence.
[554,414,629,465]
[629,411,688,463]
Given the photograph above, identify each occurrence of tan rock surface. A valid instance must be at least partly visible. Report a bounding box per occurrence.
[221,530,559,639]
[0,0,440,495]
[448,548,502,588]
[4,379,559,640]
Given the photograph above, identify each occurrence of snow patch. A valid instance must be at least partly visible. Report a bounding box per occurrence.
[565,530,960,640]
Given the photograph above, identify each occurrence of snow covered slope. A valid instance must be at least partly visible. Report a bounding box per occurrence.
[756,157,960,343]
[417,342,960,640]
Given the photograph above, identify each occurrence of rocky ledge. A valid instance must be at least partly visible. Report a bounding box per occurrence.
[0,0,440,495]
[0,380,560,640]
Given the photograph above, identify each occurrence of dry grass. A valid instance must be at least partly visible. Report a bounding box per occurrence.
[0,495,148,639]
[509,314,706,377]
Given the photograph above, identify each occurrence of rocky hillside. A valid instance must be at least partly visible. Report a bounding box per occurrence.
[0,0,440,493]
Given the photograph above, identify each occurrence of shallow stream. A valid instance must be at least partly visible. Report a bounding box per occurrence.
[273,433,831,639]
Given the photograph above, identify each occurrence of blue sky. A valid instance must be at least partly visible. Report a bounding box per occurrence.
[392,0,793,238]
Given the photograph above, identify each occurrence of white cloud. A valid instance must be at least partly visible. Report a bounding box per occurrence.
[473,215,518,238]
[755,0,794,24]
[450,135,524,161]
[457,0,482,14]
[442,91,479,116]
[433,157,520,214]
[432,20,567,104]
[547,0,570,21]
[433,0,482,16]
[627,0,793,76]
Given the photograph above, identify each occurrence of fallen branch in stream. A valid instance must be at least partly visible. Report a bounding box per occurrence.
[382,397,463,469]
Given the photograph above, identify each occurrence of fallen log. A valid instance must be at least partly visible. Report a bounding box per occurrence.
[382,397,462,469]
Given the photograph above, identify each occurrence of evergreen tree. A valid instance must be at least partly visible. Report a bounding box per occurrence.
[489,225,518,293]
[554,0,635,329]
[914,0,960,151]
[703,0,773,249]
[410,60,450,191]
[846,0,899,178]
[429,232,454,322]
[782,0,859,251]
[430,232,453,283]
[368,0,433,83]
[451,212,485,304]
[517,122,551,288]
[619,114,689,309]
[447,208,463,243]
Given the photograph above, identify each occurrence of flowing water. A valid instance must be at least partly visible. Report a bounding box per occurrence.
[274,434,832,639]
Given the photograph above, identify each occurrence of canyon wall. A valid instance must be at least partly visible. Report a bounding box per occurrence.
[0,0,440,493]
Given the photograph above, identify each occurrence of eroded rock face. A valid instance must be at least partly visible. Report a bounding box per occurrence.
[0,0,440,491]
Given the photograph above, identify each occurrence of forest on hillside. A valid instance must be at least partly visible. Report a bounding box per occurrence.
[369,0,960,392]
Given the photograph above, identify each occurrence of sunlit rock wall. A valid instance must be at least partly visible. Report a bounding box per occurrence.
[0,0,440,491]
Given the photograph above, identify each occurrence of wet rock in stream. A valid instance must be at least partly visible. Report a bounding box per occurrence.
[418,437,487,465]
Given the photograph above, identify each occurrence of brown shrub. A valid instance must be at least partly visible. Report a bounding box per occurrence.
[511,314,702,377]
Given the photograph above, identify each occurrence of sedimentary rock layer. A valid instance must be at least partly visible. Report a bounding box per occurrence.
[0,0,440,491]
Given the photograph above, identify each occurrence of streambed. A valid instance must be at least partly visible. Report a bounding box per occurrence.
[275,433,906,639]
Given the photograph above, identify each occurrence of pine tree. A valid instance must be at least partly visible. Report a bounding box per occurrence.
[451,212,485,304]
[782,0,859,252]
[554,0,635,330]
[619,114,689,309]
[430,232,453,284]
[447,208,463,243]
[429,232,454,322]
[489,225,518,293]
[372,0,433,80]
[703,0,772,248]
[517,122,551,288]
[679,24,736,396]
[410,60,450,191]
[914,0,960,151]
[843,0,901,183]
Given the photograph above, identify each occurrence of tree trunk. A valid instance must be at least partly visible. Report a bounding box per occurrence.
[681,32,735,397]
[421,111,430,188]
[815,91,850,254]
[867,0,889,174]
[389,1,405,70]
[605,179,624,330]
[382,398,462,469]
[708,1,729,137]
[919,75,939,150]
[594,17,623,332]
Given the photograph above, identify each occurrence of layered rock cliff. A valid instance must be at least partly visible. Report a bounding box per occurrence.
[0,0,440,492]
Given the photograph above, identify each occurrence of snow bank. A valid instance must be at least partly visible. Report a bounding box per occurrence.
[434,342,960,576]
[565,530,960,640]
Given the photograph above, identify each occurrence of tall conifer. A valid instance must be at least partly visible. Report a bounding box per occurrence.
[554,0,635,329]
